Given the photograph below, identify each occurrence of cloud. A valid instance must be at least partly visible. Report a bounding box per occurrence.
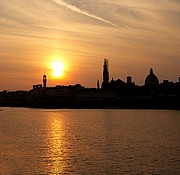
[53,0,118,27]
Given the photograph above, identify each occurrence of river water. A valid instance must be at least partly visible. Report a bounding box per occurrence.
[0,107,179,174]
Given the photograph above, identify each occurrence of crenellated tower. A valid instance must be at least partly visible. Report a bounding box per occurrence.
[43,74,47,88]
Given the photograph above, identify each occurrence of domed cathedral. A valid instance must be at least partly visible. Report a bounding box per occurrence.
[145,68,159,86]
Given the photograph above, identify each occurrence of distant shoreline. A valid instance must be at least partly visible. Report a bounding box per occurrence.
[1,96,180,110]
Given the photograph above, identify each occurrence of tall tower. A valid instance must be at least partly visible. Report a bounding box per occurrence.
[43,74,47,88]
[97,80,100,89]
[102,59,109,89]
[127,76,132,84]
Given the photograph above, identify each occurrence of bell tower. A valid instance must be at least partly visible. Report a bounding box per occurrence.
[102,59,109,89]
[43,74,47,88]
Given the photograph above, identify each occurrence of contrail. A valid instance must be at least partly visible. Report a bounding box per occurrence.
[53,0,117,27]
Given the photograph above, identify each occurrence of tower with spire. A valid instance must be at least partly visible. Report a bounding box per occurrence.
[102,59,109,89]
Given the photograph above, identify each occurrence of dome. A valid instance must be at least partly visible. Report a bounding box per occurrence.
[145,68,159,85]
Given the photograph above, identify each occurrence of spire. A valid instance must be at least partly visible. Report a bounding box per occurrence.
[150,68,153,74]
[102,59,109,89]
[103,59,109,83]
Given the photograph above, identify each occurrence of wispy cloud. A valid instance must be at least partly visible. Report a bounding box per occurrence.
[53,0,118,27]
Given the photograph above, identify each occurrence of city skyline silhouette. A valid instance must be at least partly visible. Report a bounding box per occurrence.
[0,59,180,109]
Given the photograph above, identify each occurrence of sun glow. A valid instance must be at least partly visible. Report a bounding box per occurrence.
[52,61,65,78]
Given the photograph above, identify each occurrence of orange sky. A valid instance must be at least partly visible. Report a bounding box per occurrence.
[0,0,180,90]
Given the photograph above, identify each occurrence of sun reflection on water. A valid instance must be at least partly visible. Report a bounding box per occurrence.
[48,114,64,174]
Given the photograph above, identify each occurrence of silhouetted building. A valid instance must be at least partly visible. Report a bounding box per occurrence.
[109,78,125,89]
[33,84,42,90]
[32,74,47,90]
[43,74,47,88]
[102,59,109,89]
[163,80,169,84]
[97,80,100,89]
[127,76,132,84]
[1,61,180,109]
[145,68,159,86]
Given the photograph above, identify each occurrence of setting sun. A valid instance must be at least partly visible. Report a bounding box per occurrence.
[52,61,65,78]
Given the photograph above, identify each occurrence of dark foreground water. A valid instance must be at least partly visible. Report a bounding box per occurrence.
[0,108,180,175]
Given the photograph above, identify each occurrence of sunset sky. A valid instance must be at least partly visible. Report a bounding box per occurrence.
[0,0,180,90]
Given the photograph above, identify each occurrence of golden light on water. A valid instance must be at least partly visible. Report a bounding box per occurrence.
[48,115,64,174]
